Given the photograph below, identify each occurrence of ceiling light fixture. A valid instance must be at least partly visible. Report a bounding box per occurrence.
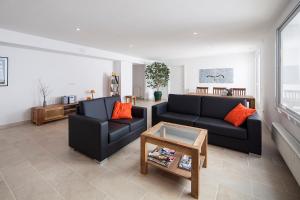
[193,32,199,35]
[76,27,81,31]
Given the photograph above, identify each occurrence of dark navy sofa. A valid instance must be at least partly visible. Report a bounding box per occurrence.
[152,94,261,155]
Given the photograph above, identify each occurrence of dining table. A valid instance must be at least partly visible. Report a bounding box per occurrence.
[187,92,256,109]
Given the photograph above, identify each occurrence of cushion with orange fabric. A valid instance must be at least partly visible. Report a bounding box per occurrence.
[111,101,132,119]
[224,103,256,127]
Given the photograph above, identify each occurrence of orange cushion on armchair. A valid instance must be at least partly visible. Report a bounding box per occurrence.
[111,101,132,119]
[224,103,256,127]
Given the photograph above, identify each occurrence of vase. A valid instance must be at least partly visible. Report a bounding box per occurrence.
[43,100,47,107]
[154,91,162,101]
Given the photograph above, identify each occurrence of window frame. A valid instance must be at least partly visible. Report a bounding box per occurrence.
[276,2,300,123]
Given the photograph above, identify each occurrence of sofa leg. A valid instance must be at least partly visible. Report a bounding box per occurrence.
[96,158,108,166]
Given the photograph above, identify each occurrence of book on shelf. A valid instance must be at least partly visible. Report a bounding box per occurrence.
[178,155,192,171]
[148,147,175,168]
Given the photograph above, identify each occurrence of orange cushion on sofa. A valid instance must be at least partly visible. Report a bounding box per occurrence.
[111,101,132,119]
[224,103,256,127]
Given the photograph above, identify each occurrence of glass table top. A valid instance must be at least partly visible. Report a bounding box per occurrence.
[152,123,200,145]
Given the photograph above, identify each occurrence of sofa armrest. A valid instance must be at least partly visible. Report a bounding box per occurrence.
[68,114,109,161]
[132,106,147,119]
[247,112,262,155]
[152,102,168,126]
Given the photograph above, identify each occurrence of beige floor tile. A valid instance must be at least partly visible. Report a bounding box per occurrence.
[129,169,184,200]
[52,171,106,200]
[38,161,74,184]
[142,192,164,200]
[14,178,63,200]
[0,161,41,190]
[14,138,47,158]
[90,170,146,200]
[0,179,15,200]
[252,181,299,200]
[281,175,300,197]
[0,101,299,200]
[27,150,57,170]
[216,185,254,200]
[100,152,140,177]
[0,146,26,169]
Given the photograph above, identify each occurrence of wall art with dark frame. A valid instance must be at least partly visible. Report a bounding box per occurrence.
[0,57,8,86]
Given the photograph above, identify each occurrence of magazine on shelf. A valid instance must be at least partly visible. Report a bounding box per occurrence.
[178,155,192,171]
[148,147,175,167]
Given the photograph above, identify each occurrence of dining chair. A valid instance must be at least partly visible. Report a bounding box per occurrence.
[196,87,209,94]
[213,87,226,95]
[232,88,246,96]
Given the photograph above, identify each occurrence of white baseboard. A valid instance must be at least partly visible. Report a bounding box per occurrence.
[0,120,31,130]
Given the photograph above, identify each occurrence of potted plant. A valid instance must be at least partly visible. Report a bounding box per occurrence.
[145,62,170,101]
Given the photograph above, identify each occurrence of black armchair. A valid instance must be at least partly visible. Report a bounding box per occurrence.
[152,102,167,125]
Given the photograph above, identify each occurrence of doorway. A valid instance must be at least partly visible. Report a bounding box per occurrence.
[169,65,185,94]
[132,64,146,99]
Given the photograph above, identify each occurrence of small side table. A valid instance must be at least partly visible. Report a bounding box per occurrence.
[125,95,137,105]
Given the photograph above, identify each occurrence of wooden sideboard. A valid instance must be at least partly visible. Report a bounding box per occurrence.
[32,103,78,125]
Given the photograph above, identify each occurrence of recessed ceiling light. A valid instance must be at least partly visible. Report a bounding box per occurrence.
[76,27,81,31]
[193,32,199,35]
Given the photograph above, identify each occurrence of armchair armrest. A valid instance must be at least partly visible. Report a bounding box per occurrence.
[247,112,262,155]
[152,102,168,126]
[132,106,147,129]
[68,114,109,161]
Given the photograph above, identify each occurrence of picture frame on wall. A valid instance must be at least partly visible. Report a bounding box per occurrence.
[0,57,8,86]
[199,68,233,83]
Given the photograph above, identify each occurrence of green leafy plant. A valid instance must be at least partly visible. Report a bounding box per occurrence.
[145,62,170,91]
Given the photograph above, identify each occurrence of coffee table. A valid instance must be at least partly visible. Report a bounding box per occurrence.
[140,122,208,198]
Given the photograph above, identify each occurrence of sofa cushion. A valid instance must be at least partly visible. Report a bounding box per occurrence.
[80,98,108,121]
[201,96,247,119]
[224,103,256,127]
[168,94,201,115]
[108,122,130,143]
[194,117,247,140]
[104,96,121,119]
[158,112,199,126]
[111,101,132,119]
[110,117,144,131]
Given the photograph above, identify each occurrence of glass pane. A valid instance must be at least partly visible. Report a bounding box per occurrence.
[281,11,300,116]
[153,124,199,145]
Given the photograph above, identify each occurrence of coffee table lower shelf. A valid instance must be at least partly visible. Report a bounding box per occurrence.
[147,152,205,179]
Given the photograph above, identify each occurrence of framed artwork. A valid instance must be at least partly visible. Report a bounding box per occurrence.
[199,68,233,83]
[0,57,8,86]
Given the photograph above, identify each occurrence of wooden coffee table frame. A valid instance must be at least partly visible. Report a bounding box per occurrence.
[140,122,208,198]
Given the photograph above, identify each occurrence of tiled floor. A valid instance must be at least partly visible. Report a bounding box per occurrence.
[0,100,299,200]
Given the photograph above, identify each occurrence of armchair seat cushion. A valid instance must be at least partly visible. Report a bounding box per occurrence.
[158,112,199,126]
[110,117,145,131]
[194,117,247,140]
[108,122,130,143]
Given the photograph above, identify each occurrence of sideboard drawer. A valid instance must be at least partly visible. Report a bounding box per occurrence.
[44,106,64,121]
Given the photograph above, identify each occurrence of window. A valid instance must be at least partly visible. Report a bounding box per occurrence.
[277,2,300,121]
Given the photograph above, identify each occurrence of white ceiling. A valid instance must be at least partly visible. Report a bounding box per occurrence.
[0,0,291,60]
